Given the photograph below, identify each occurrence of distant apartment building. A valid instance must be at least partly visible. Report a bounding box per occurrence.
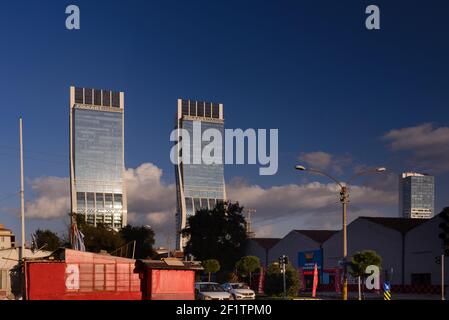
[69,86,127,230]
[399,172,435,219]
[174,99,226,250]
[0,224,15,249]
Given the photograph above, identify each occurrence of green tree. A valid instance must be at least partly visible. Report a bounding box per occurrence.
[182,201,247,270]
[80,223,125,253]
[32,229,61,251]
[264,262,300,298]
[235,256,261,286]
[202,259,221,282]
[119,225,156,259]
[349,250,382,299]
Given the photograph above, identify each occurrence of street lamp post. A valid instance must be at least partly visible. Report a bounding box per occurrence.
[295,165,386,300]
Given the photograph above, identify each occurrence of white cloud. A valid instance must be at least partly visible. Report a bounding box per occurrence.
[299,151,332,169]
[298,151,352,175]
[24,163,177,242]
[383,123,449,173]
[226,178,397,236]
[253,225,274,238]
[26,176,70,219]
[23,162,398,243]
[124,163,176,237]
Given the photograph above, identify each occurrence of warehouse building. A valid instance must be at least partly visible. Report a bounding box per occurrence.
[246,214,448,291]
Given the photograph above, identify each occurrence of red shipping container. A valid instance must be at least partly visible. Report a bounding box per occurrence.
[26,249,141,300]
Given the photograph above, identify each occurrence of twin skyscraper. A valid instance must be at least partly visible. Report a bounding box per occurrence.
[69,87,226,250]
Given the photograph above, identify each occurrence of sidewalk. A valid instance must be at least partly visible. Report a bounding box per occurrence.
[316,291,444,300]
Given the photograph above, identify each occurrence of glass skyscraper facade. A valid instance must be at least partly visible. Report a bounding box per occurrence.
[175,99,226,250]
[70,86,127,230]
[399,172,435,219]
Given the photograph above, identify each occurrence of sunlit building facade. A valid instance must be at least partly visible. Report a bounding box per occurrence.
[69,86,127,230]
[174,99,226,250]
[399,172,435,219]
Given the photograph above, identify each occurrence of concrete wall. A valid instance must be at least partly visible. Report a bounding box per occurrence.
[323,219,403,285]
[405,216,447,286]
[269,231,321,268]
[0,232,13,250]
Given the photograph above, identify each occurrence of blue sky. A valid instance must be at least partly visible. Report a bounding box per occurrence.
[1,0,449,245]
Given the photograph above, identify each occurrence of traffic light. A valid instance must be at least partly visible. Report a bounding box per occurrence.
[278,255,289,266]
[438,207,449,256]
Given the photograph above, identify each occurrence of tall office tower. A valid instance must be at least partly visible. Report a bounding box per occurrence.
[399,172,435,219]
[174,99,226,250]
[69,86,127,230]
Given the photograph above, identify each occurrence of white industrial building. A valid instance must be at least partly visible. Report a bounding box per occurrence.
[246,214,448,289]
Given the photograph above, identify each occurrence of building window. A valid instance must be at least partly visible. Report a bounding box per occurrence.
[105,194,113,209]
[94,89,102,105]
[411,273,431,286]
[111,92,120,108]
[0,269,7,290]
[205,103,212,117]
[189,101,197,117]
[86,193,95,209]
[212,104,219,118]
[77,192,85,209]
[102,90,111,107]
[114,194,123,209]
[96,193,104,209]
[75,87,84,104]
[197,102,204,117]
[84,88,93,105]
[182,100,189,116]
[193,198,201,214]
[185,198,193,216]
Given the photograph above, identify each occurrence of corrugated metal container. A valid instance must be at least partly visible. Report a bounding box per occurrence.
[26,249,141,300]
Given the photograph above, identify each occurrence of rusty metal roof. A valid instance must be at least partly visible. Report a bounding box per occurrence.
[136,259,204,271]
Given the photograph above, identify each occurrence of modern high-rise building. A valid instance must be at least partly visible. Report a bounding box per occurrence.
[174,99,226,250]
[69,86,127,230]
[399,172,435,219]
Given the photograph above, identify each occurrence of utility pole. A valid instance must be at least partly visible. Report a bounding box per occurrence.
[279,255,288,299]
[282,262,286,299]
[295,165,386,301]
[442,254,445,301]
[340,185,349,301]
[245,208,256,238]
[19,117,26,260]
[166,234,172,258]
[358,276,362,300]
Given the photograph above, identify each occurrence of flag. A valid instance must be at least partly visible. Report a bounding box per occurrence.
[31,234,37,253]
[70,214,86,252]
[258,267,265,294]
[312,263,319,298]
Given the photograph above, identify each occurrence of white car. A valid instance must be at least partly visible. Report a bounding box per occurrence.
[221,282,256,300]
[194,282,232,300]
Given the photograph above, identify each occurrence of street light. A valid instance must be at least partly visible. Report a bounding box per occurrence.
[295,165,386,300]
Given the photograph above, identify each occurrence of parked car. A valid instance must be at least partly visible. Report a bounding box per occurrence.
[221,282,256,300]
[194,282,232,300]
